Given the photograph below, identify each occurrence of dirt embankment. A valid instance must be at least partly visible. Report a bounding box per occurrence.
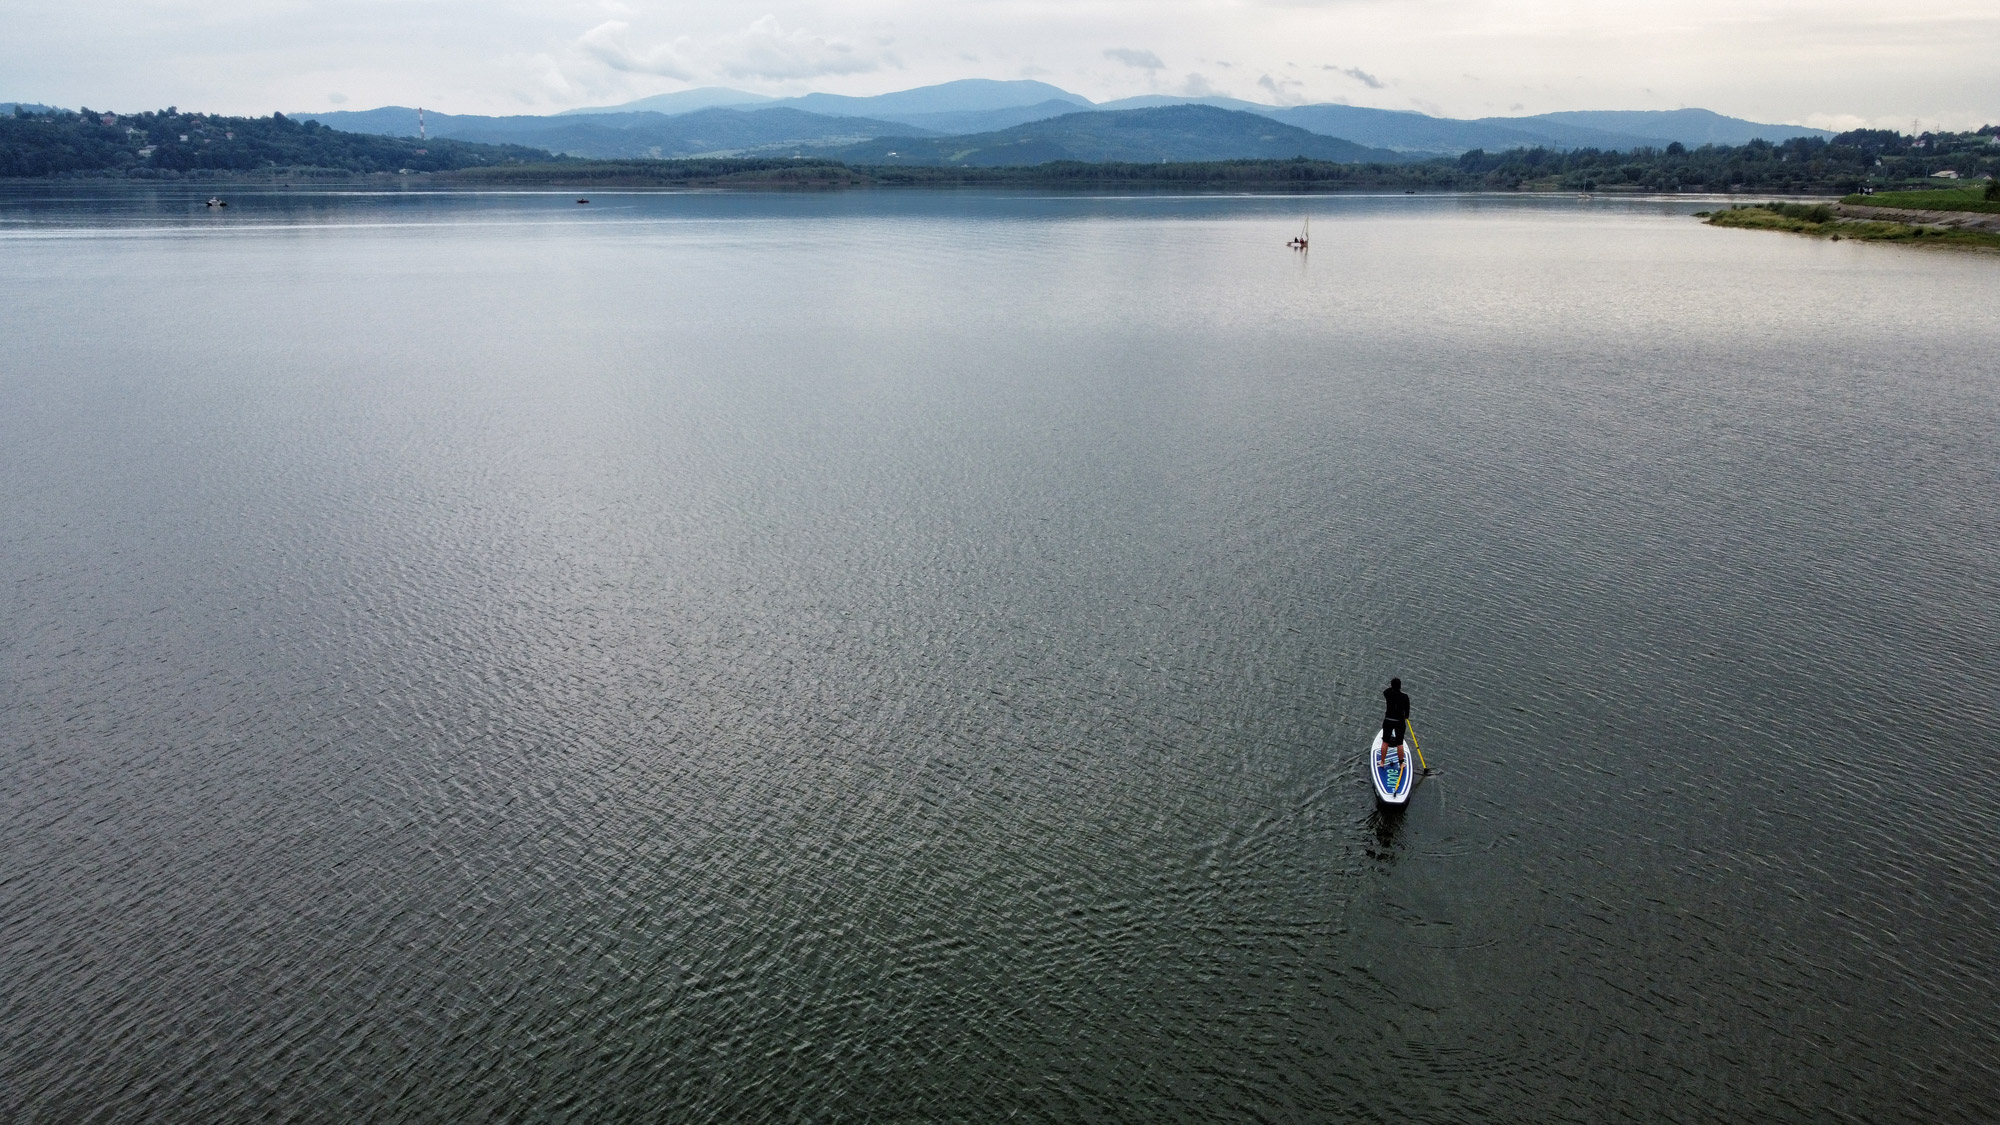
[1834,203,2000,233]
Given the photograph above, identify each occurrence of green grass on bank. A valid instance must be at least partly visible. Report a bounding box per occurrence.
[1699,202,2000,249]
[1839,184,2000,214]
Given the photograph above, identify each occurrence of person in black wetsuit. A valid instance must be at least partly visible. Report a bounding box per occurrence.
[1382,678,1410,747]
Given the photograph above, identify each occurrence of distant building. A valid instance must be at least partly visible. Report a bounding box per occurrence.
[100,113,116,125]
[1931,170,1960,179]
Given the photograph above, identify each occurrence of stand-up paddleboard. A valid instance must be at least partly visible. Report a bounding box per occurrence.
[1370,731,1413,806]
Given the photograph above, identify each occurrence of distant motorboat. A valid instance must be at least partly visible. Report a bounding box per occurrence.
[205,197,226,208]
[576,198,590,205]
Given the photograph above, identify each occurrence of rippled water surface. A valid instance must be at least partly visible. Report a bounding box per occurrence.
[3,185,1997,1122]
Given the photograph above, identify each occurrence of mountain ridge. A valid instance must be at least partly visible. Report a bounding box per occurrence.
[293,106,932,160]
[292,82,1835,158]
[830,104,1416,166]
[551,79,1830,153]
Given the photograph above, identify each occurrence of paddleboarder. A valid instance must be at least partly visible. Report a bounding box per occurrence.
[1382,678,1410,748]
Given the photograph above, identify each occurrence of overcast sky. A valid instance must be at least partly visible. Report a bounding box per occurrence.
[6,0,1995,129]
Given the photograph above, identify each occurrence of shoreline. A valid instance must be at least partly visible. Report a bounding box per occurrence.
[0,173,1842,199]
[1833,202,2000,233]
[1702,202,2000,251]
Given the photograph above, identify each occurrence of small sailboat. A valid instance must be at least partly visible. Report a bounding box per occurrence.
[1369,730,1414,806]
[1287,216,1309,250]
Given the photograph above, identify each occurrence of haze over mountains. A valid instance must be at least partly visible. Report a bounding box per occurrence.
[293,78,1832,166]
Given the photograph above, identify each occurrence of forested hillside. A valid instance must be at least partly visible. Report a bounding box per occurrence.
[1,106,554,177]
[832,105,1410,166]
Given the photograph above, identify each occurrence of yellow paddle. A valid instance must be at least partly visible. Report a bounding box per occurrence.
[1406,720,1429,774]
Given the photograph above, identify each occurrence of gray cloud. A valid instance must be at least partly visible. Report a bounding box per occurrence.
[1323,64,1385,89]
[1104,48,1165,71]
[1258,73,1307,104]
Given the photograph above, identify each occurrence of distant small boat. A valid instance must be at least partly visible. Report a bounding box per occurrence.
[205,197,226,208]
[1287,216,1310,250]
[576,198,590,205]
[1369,730,1414,806]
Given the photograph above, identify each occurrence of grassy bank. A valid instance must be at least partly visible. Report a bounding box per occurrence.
[1839,185,2000,214]
[1700,202,2000,249]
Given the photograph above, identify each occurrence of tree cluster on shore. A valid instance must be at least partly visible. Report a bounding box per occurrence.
[452,131,1998,193]
[0,106,549,178]
[1451,129,1999,194]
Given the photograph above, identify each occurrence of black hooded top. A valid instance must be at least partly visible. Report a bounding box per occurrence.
[1383,683,1410,722]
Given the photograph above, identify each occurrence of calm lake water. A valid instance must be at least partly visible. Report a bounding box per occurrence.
[2,185,1997,1122]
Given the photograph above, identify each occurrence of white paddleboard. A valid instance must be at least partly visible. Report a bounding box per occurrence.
[1370,731,1414,806]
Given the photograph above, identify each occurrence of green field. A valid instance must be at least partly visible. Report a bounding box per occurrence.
[1701,202,2000,249]
[1839,185,2000,214]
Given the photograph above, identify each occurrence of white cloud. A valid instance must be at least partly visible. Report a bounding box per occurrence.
[1178,73,1227,98]
[715,16,885,81]
[577,21,696,81]
[533,54,575,96]
[1104,48,1165,71]
[2,0,1994,125]
[574,15,884,85]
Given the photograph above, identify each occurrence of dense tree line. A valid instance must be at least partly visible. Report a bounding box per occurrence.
[452,131,2000,193]
[1,106,554,178]
[862,158,1441,187]
[1450,129,2000,194]
[454,156,1455,189]
[451,158,872,186]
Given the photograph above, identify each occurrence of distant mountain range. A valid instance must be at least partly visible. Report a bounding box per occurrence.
[555,87,772,116]
[290,78,1834,165]
[834,105,1409,166]
[304,106,928,160]
[560,79,1089,121]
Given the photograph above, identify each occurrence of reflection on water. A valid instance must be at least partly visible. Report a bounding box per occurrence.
[1369,805,1406,855]
[2,185,1997,1122]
